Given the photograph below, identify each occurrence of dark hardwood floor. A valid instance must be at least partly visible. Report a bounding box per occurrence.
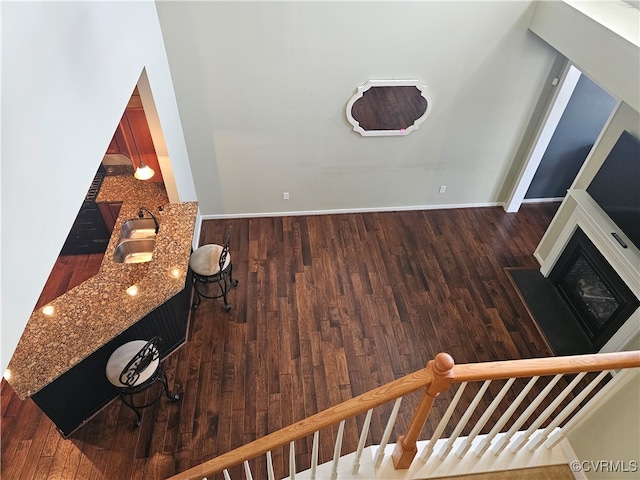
[2,204,569,480]
[34,253,105,310]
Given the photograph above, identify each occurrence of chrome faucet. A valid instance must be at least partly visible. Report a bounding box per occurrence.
[138,207,159,233]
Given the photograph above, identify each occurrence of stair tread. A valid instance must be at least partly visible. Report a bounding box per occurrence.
[428,464,574,480]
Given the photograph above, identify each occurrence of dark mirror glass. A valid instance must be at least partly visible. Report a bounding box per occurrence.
[346,80,432,136]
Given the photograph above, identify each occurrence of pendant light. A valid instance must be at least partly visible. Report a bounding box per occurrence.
[125,114,155,180]
[134,161,155,181]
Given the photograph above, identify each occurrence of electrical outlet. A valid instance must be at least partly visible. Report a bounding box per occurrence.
[439,186,447,194]
[283,192,290,200]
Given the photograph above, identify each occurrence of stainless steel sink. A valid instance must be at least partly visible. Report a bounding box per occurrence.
[113,239,156,264]
[120,218,158,239]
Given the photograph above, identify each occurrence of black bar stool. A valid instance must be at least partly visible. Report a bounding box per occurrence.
[105,336,179,427]
[189,226,238,311]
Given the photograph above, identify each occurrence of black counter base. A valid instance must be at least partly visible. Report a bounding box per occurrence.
[32,283,191,438]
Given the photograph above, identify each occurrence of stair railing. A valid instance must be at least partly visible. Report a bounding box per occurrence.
[167,350,640,480]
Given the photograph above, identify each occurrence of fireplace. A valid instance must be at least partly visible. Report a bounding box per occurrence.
[549,228,640,351]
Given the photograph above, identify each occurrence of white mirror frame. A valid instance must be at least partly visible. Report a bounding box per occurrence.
[345,79,433,137]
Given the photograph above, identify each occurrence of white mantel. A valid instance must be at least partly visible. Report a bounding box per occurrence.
[535,102,640,354]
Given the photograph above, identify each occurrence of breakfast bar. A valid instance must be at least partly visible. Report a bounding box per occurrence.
[6,177,198,437]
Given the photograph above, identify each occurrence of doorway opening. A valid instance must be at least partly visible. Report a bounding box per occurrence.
[504,63,617,212]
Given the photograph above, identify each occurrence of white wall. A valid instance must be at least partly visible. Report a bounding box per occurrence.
[529,0,640,112]
[156,1,558,216]
[1,1,195,372]
[567,369,640,480]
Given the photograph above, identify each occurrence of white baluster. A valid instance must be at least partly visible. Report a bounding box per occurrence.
[455,378,516,458]
[544,369,633,449]
[331,420,346,480]
[492,374,563,455]
[243,460,253,480]
[374,397,403,468]
[352,409,373,474]
[474,376,540,456]
[437,380,491,460]
[419,382,468,463]
[266,450,275,480]
[310,431,320,480]
[223,469,231,480]
[290,441,296,480]
[509,372,587,453]
[527,370,609,451]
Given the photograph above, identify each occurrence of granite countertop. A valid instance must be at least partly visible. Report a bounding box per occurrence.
[7,176,198,400]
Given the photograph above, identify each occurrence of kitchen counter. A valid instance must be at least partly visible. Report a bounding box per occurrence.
[7,176,198,401]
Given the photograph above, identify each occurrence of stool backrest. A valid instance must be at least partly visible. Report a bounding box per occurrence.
[120,336,162,387]
[218,226,233,272]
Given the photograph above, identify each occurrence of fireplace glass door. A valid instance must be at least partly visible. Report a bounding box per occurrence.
[557,252,620,338]
[550,228,639,350]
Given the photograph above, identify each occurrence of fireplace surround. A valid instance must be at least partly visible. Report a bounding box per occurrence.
[549,228,640,351]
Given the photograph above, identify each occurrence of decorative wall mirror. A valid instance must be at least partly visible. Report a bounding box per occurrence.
[345,79,432,136]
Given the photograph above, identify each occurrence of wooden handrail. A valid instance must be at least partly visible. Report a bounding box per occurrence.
[452,351,640,382]
[167,350,640,480]
[168,367,435,480]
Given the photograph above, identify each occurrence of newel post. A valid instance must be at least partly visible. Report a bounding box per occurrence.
[391,352,455,469]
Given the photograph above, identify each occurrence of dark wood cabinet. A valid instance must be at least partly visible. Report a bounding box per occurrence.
[97,202,123,234]
[31,276,192,438]
[60,168,113,255]
[59,204,111,255]
[106,122,128,155]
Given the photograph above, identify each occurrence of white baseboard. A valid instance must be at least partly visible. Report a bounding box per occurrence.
[560,438,588,480]
[522,197,565,204]
[198,202,504,221]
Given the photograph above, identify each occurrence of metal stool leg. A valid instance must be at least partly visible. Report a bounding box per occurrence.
[119,367,180,428]
[191,267,236,311]
[191,275,203,309]
[229,264,239,287]
[158,367,180,402]
[120,392,143,427]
